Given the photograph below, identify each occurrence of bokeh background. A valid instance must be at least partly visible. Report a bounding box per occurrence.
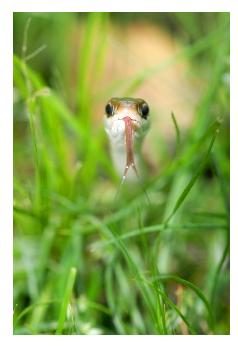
[13,13,229,335]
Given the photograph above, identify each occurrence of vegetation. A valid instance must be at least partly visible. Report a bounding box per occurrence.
[13,13,229,334]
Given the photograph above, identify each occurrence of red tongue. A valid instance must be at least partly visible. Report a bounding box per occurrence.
[122,116,139,180]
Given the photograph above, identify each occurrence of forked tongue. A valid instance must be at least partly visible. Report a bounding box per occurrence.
[114,116,150,205]
[122,116,139,181]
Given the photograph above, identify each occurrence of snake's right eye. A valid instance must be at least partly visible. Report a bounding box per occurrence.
[105,103,114,117]
[140,103,149,119]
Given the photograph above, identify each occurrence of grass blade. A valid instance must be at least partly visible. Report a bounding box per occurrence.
[156,288,196,334]
[56,267,77,335]
[153,274,214,331]
[165,122,221,223]
[171,112,181,147]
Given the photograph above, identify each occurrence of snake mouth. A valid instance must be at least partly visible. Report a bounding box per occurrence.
[105,112,144,141]
[117,116,142,131]
[123,117,141,129]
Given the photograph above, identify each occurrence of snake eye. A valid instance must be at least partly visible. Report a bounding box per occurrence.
[140,103,149,119]
[105,103,114,117]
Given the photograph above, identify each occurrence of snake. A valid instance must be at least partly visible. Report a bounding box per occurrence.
[104,97,150,183]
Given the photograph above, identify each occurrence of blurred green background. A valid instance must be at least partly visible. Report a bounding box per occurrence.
[13,13,229,335]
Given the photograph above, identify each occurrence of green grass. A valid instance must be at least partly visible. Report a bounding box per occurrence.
[13,13,229,335]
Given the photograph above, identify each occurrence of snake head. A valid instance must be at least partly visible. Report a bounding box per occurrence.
[104,97,150,182]
[104,97,150,144]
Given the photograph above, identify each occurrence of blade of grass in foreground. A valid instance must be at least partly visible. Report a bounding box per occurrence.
[14,55,84,137]
[91,222,228,249]
[164,121,221,224]
[88,216,161,333]
[155,288,196,334]
[210,240,229,311]
[56,267,77,335]
[14,300,59,331]
[171,112,181,148]
[153,274,214,332]
[105,262,126,334]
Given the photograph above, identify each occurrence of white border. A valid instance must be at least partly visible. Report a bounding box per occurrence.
[0,2,13,338]
[4,0,236,12]
[0,0,237,343]
[230,7,238,338]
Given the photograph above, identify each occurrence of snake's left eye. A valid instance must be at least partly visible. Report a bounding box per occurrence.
[140,103,149,119]
[105,103,114,117]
